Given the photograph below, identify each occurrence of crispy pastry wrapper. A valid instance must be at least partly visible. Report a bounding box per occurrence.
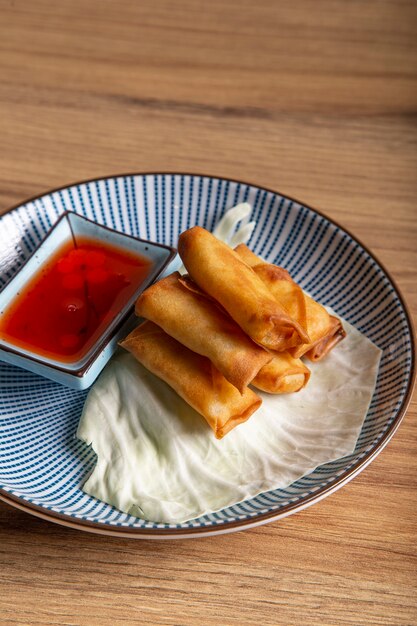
[252,352,311,394]
[178,226,309,351]
[304,315,346,361]
[120,321,262,439]
[135,272,272,393]
[234,245,308,332]
[234,244,345,360]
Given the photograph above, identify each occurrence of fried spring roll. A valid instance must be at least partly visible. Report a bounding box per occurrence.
[136,272,272,393]
[120,321,262,439]
[304,315,346,362]
[235,244,345,361]
[252,352,310,394]
[178,226,309,352]
[247,263,307,333]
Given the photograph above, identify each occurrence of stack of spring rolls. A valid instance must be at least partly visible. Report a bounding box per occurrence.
[120,226,346,439]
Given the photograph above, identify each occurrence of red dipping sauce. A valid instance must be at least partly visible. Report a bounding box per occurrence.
[0,238,151,362]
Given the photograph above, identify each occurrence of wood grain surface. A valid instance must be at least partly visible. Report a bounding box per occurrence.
[0,1,416,624]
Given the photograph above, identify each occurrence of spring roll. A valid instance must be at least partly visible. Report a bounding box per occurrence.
[304,315,346,361]
[120,321,262,439]
[136,272,272,393]
[235,244,345,360]
[178,226,309,352]
[252,352,310,394]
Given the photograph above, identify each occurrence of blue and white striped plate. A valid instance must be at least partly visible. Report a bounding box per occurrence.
[0,173,415,538]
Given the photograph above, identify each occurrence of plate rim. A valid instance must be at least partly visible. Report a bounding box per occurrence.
[0,171,415,539]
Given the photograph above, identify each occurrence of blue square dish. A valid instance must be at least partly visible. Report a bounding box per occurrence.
[0,211,177,389]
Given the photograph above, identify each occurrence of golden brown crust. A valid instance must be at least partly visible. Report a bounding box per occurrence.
[233,243,261,267]
[235,244,345,360]
[120,321,262,439]
[178,227,309,351]
[135,272,272,393]
[250,264,308,340]
[304,316,347,362]
[252,352,310,394]
[235,244,308,335]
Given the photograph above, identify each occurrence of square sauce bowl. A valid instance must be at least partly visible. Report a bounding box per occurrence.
[0,211,177,389]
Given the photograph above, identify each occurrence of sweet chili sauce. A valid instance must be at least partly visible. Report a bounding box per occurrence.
[0,237,151,362]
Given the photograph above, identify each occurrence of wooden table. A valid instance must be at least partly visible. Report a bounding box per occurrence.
[1,1,416,624]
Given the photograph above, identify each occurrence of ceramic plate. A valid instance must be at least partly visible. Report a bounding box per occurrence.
[0,173,415,539]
